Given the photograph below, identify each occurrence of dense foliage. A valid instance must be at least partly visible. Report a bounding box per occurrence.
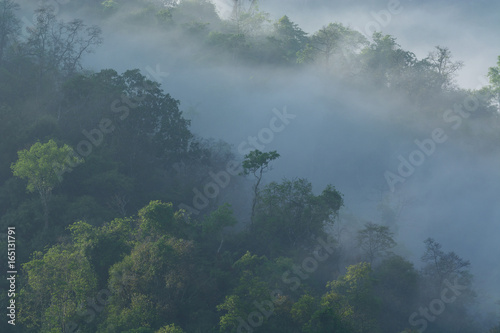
[1,0,499,332]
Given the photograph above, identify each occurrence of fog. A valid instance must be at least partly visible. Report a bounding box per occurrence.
[91,0,497,320]
[214,0,500,89]
[14,0,500,327]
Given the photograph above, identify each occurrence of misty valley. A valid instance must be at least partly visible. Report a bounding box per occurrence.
[0,0,499,332]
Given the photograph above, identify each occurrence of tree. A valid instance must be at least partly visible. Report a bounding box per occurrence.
[22,4,102,77]
[291,294,318,330]
[104,235,195,332]
[361,32,416,88]
[419,239,477,333]
[59,69,198,205]
[241,149,280,224]
[69,218,134,289]
[426,46,463,90]
[357,222,396,264]
[486,55,500,111]
[138,200,190,239]
[0,0,20,64]
[252,178,343,256]
[267,15,308,64]
[19,244,97,332]
[372,256,418,332]
[200,203,237,254]
[11,139,82,229]
[421,238,471,283]
[309,23,367,71]
[156,324,186,333]
[217,251,287,332]
[230,0,270,35]
[317,262,379,333]
[169,0,221,29]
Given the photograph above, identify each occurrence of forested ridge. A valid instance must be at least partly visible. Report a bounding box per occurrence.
[0,0,499,332]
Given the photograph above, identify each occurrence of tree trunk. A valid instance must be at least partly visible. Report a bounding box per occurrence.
[38,189,51,230]
[250,168,263,225]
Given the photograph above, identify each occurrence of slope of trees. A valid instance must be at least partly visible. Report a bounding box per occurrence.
[0,1,499,332]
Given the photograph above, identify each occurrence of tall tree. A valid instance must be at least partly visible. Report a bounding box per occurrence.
[230,0,268,34]
[426,46,463,90]
[0,0,20,64]
[421,238,471,283]
[241,149,280,224]
[267,15,308,64]
[22,4,102,78]
[361,32,416,87]
[309,23,367,71]
[11,139,81,229]
[357,222,396,264]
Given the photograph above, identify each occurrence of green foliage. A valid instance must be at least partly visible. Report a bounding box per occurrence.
[104,234,194,331]
[242,149,280,176]
[291,294,318,327]
[69,217,134,288]
[251,178,343,257]
[138,200,189,238]
[156,323,185,333]
[173,0,221,28]
[361,32,416,88]
[1,3,497,333]
[242,149,280,224]
[266,15,308,64]
[201,203,237,236]
[217,295,246,332]
[101,0,119,12]
[11,139,80,194]
[207,31,249,61]
[217,251,289,332]
[11,139,82,228]
[310,22,368,71]
[19,245,97,332]
[357,222,396,264]
[325,262,380,332]
[373,256,419,332]
[487,55,500,109]
[231,3,271,35]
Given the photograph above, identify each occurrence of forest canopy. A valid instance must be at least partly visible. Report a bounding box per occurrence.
[0,1,499,332]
